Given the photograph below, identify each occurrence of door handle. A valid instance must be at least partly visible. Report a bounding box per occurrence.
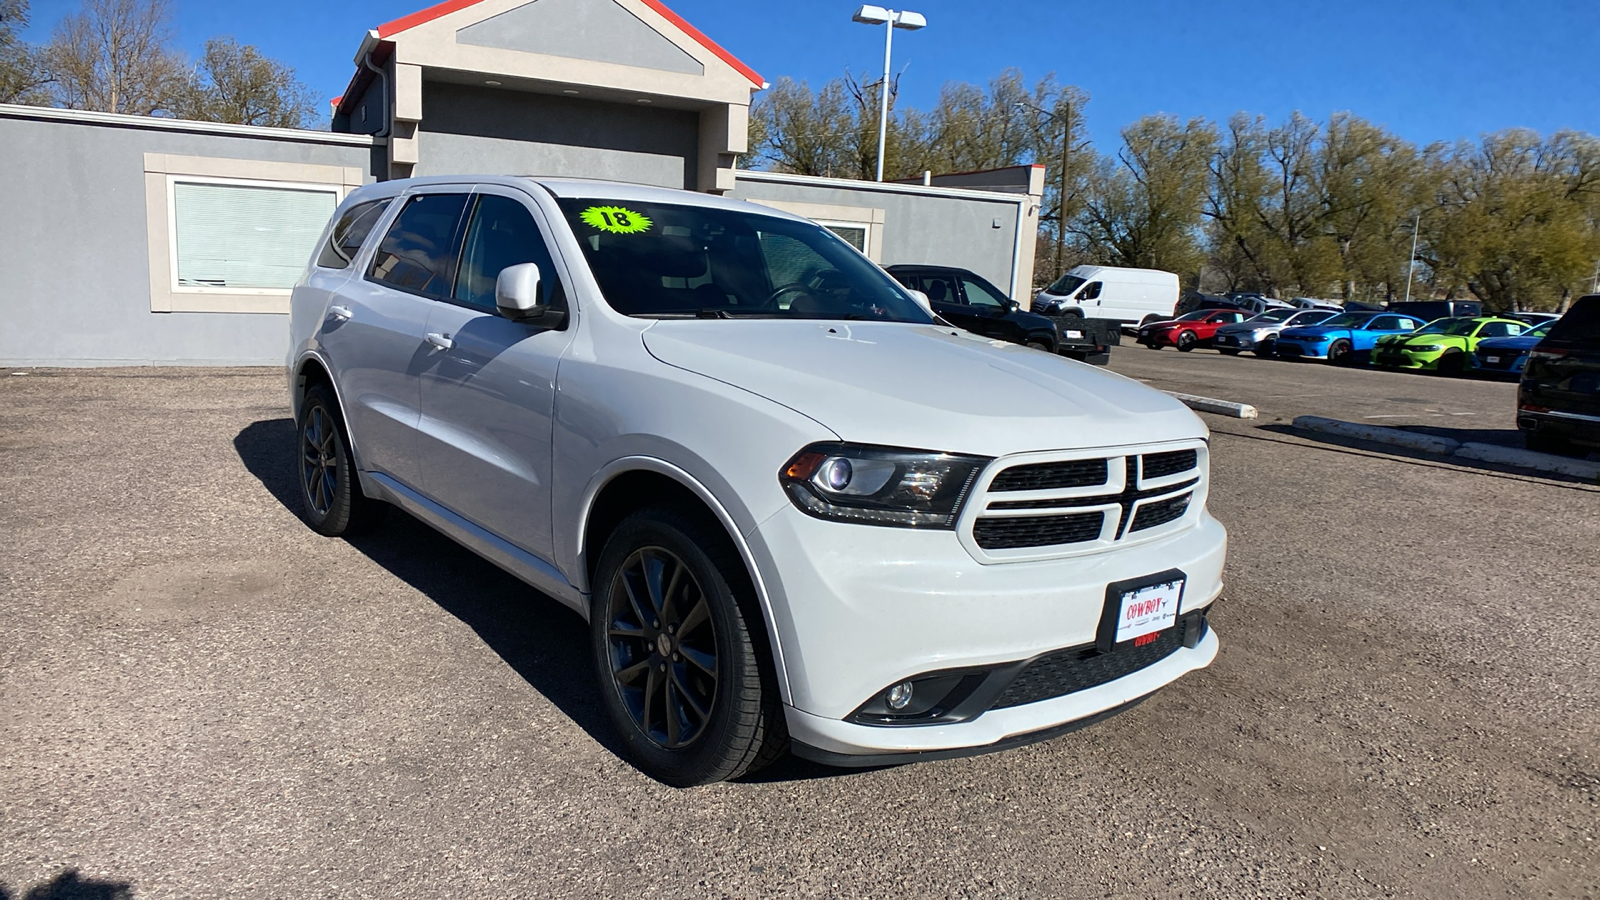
[425,332,454,351]
[328,305,353,321]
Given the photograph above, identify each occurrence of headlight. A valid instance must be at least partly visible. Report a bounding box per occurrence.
[780,443,989,528]
[1408,344,1443,352]
[1297,334,1327,343]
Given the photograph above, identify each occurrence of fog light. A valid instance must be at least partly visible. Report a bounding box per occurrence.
[886,681,914,710]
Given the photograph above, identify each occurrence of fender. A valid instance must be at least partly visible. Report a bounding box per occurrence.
[292,349,368,475]
[576,456,793,703]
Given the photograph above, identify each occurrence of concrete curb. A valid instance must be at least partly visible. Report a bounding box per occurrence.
[1455,442,1600,482]
[1291,416,1462,455]
[1166,392,1258,419]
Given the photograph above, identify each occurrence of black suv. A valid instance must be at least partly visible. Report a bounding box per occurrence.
[887,265,1113,363]
[1518,295,1600,456]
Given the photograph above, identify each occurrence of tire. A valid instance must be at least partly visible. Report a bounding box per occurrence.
[1142,339,1160,350]
[1327,339,1352,366]
[590,506,787,787]
[1524,431,1577,457]
[1437,352,1465,376]
[1176,331,1198,352]
[296,384,383,536]
[1254,340,1277,359]
[1139,314,1162,328]
[1026,340,1052,353]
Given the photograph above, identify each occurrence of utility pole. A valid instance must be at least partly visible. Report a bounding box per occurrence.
[1056,100,1070,282]
[1402,210,1421,304]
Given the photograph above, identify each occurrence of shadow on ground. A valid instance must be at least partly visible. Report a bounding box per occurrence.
[1256,423,1600,485]
[0,870,134,900]
[232,418,868,785]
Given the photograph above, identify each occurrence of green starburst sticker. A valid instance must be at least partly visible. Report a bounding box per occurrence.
[580,205,653,235]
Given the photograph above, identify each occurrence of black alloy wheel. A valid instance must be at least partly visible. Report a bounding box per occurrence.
[1437,352,1466,376]
[604,546,720,750]
[1176,330,1198,352]
[591,506,786,786]
[296,384,381,536]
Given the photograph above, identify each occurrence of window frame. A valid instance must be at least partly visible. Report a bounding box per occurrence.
[166,174,345,298]
[144,153,365,314]
[442,186,574,319]
[364,189,475,302]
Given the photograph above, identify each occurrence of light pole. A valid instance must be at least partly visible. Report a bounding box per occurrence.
[1402,210,1421,304]
[852,5,926,182]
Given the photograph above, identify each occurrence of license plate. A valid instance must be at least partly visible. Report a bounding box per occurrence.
[1065,330,1083,339]
[1486,356,1500,364]
[1099,571,1187,651]
[1219,336,1234,344]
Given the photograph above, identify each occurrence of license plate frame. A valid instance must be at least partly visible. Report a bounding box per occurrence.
[1098,569,1187,652]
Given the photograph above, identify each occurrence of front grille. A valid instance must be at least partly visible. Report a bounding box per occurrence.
[991,615,1206,709]
[1277,344,1303,357]
[989,458,1108,492]
[973,511,1104,550]
[1142,449,1197,480]
[1130,494,1193,532]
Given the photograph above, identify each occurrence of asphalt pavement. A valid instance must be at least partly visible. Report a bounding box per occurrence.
[1,362,1596,899]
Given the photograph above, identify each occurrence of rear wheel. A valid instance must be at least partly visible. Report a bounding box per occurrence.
[1176,331,1198,352]
[1327,340,1352,366]
[1437,352,1465,376]
[591,506,786,786]
[296,384,383,536]
[1524,431,1578,457]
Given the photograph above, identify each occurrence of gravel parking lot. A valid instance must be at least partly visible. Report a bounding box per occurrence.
[2,361,1597,899]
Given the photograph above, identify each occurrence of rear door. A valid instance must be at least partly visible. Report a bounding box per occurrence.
[414,186,578,559]
[917,271,985,333]
[957,274,1018,341]
[319,189,471,490]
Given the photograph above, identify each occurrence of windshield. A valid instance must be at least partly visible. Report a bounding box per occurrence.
[1524,321,1554,339]
[555,198,933,323]
[1048,274,1086,295]
[1313,312,1373,329]
[1415,317,1479,336]
[1249,309,1295,323]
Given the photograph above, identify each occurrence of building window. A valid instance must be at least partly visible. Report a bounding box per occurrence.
[820,222,869,253]
[170,178,340,292]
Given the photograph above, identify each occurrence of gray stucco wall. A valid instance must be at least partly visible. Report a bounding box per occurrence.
[457,0,703,75]
[730,177,1024,298]
[415,82,699,188]
[0,113,375,366]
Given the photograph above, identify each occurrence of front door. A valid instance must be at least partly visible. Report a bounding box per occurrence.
[415,187,577,560]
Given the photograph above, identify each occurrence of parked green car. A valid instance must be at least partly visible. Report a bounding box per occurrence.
[1371,316,1529,374]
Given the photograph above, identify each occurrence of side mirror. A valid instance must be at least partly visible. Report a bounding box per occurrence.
[496,263,565,327]
[1008,299,1021,313]
[908,289,934,315]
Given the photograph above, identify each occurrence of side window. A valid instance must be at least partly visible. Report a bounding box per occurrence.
[368,193,471,298]
[1079,281,1103,300]
[317,199,392,270]
[960,277,1008,310]
[1370,315,1400,330]
[453,194,566,313]
[1479,321,1519,338]
[920,274,961,306]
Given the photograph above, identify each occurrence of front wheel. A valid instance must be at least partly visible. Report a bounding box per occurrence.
[1176,331,1198,352]
[1254,340,1277,358]
[1327,340,1352,366]
[591,506,786,787]
[1437,353,1465,376]
[1026,340,1053,353]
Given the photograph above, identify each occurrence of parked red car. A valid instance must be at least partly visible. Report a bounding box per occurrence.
[1139,310,1249,351]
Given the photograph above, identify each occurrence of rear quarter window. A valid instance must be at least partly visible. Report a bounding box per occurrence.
[1546,298,1600,344]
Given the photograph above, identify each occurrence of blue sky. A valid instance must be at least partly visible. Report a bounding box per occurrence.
[20,0,1600,150]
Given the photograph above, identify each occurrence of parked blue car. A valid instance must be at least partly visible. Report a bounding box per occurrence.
[1276,311,1429,364]
[1470,320,1553,376]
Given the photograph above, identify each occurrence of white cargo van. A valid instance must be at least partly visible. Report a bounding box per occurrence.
[1033,266,1181,329]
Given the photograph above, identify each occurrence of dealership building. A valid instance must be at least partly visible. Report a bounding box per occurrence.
[0,0,1043,367]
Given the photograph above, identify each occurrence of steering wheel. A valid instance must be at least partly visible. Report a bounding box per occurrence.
[766,283,813,309]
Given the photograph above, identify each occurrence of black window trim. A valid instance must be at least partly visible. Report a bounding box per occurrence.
[363,187,475,301]
[430,185,577,324]
[315,197,395,271]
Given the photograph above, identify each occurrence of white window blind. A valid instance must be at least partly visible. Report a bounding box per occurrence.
[822,223,868,252]
[172,181,338,290]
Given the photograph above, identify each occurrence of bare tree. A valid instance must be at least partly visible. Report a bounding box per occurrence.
[174,37,317,128]
[0,0,49,104]
[43,0,186,115]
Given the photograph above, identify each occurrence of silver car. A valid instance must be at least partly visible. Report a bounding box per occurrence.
[1212,308,1339,357]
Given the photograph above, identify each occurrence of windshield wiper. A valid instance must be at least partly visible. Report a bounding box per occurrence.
[696,308,731,319]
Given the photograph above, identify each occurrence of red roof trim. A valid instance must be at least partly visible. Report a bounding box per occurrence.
[373,0,763,87]
[639,0,763,87]
[377,0,482,38]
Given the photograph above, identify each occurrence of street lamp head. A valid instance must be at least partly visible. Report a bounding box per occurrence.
[852,5,927,29]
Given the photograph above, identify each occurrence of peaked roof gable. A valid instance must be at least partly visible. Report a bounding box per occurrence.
[456,0,704,76]
[376,0,763,86]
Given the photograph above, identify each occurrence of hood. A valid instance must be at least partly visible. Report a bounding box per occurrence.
[1217,321,1279,336]
[1477,335,1541,351]
[641,321,1205,458]
[1281,325,1348,339]
[1396,333,1466,346]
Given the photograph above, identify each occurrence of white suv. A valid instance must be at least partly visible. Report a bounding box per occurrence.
[287,177,1227,786]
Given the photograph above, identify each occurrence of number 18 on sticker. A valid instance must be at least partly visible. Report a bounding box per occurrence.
[1116,579,1183,644]
[580,205,653,235]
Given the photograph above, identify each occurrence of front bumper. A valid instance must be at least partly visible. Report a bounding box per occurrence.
[1373,347,1440,369]
[1276,341,1327,359]
[747,504,1228,757]
[1213,333,1257,350]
